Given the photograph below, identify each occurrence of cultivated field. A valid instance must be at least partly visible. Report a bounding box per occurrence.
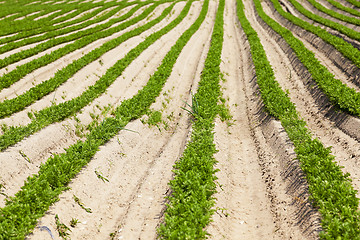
[0,0,360,239]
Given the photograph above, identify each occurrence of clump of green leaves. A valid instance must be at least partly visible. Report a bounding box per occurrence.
[70,218,79,228]
[146,110,162,126]
[55,215,71,239]
[181,93,199,119]
[158,0,223,238]
[239,0,360,238]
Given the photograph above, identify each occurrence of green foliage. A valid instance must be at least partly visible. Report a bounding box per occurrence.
[306,0,360,26]
[94,170,109,183]
[0,1,176,151]
[263,0,360,117]
[285,0,360,41]
[239,0,360,238]
[322,0,360,18]
[69,218,79,228]
[158,0,224,238]
[146,110,163,127]
[0,0,201,238]
[181,93,199,118]
[73,195,92,213]
[270,0,360,69]
[55,214,71,240]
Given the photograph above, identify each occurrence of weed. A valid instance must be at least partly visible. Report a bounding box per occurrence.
[55,215,71,239]
[181,93,199,118]
[95,170,109,182]
[70,218,79,228]
[19,150,31,163]
[73,195,92,213]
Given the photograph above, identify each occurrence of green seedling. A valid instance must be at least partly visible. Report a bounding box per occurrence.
[55,214,71,239]
[95,170,109,183]
[73,195,92,213]
[19,150,31,163]
[0,183,8,198]
[70,218,79,228]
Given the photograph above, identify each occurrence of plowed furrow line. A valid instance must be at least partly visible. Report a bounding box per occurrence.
[316,0,360,18]
[209,0,321,238]
[208,0,278,237]
[0,4,140,70]
[281,0,360,42]
[0,4,130,55]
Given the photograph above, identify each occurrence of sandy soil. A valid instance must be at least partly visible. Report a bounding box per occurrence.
[254,0,360,200]
[260,0,360,90]
[27,1,216,239]
[0,0,191,205]
[1,0,360,239]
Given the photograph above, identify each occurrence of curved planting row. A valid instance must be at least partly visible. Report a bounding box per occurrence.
[1,0,360,239]
[284,0,360,41]
[265,0,360,83]
[0,1,178,151]
[0,0,204,237]
[252,0,360,119]
[0,2,144,68]
[305,0,360,26]
[239,0,360,238]
[0,2,130,47]
[0,2,151,90]
[344,0,360,8]
[321,0,360,18]
[0,0,87,35]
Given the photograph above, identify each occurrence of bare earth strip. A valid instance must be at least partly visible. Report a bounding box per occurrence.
[27,0,217,239]
[2,0,360,239]
[208,0,318,239]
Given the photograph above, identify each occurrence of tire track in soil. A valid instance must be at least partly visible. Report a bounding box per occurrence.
[27,1,216,238]
[254,0,360,202]
[208,0,319,239]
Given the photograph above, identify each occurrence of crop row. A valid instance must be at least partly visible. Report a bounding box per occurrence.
[260,0,360,119]
[0,0,200,237]
[323,0,360,18]
[268,0,360,71]
[0,1,144,68]
[0,1,172,150]
[305,0,360,26]
[0,1,129,46]
[344,0,360,8]
[0,2,148,91]
[240,0,360,238]
[0,0,88,35]
[158,0,224,238]
[286,0,360,42]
